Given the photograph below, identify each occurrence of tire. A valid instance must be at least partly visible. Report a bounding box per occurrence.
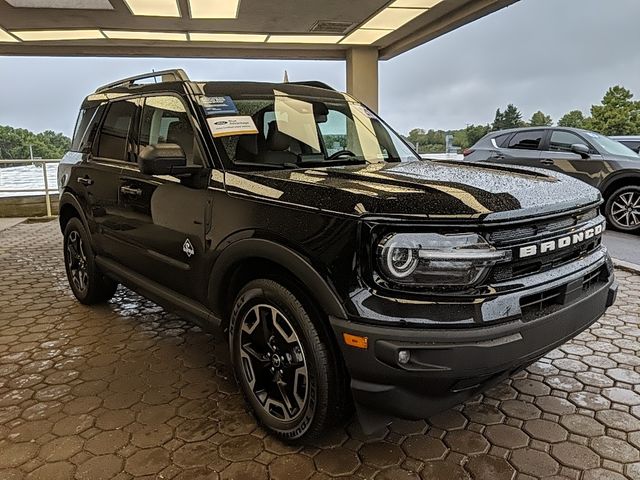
[63,217,118,304]
[229,279,347,442]
[605,185,640,233]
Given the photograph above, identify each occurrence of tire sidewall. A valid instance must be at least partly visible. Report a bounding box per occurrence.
[229,281,321,441]
[605,186,640,232]
[63,218,98,302]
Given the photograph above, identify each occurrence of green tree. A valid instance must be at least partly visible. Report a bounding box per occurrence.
[558,110,586,128]
[464,124,491,147]
[0,125,70,159]
[492,104,524,131]
[529,111,553,127]
[587,86,640,135]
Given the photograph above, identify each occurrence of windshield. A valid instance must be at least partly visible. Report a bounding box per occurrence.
[583,131,640,158]
[206,90,419,169]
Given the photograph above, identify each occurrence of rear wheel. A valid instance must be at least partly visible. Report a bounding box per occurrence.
[605,185,640,233]
[63,217,118,304]
[229,279,345,442]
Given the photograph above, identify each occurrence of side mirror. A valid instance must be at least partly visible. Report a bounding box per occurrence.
[138,144,187,175]
[571,143,590,158]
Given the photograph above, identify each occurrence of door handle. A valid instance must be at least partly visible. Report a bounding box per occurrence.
[120,185,143,197]
[77,176,94,186]
[540,159,554,165]
[493,154,505,160]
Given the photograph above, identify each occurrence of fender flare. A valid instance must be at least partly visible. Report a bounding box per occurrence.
[58,191,90,233]
[208,238,348,321]
[600,172,640,198]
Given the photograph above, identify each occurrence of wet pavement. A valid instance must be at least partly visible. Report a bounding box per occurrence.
[1,220,639,480]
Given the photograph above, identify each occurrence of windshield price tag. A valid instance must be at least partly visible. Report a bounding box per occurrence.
[207,116,259,138]
[200,96,239,115]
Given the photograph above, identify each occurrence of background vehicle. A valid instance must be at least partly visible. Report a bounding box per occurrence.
[464,127,640,232]
[611,135,640,154]
[58,70,616,441]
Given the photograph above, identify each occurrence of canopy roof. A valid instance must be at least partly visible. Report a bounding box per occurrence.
[0,0,517,60]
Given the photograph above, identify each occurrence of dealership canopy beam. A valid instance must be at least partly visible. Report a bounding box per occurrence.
[0,0,518,109]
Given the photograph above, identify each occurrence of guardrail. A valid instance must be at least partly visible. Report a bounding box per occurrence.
[0,159,60,217]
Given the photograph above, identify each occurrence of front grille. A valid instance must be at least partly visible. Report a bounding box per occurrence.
[488,209,603,283]
[492,235,602,282]
[486,208,598,244]
[519,265,608,321]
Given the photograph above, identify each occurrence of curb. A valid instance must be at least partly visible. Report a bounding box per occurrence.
[613,259,640,275]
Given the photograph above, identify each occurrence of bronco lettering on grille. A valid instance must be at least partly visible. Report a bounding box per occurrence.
[518,223,604,259]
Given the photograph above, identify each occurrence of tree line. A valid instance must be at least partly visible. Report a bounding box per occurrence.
[406,85,640,153]
[0,125,71,159]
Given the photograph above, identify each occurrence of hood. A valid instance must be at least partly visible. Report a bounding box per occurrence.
[224,160,601,222]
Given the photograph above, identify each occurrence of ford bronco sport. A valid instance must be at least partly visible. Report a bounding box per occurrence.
[58,69,617,441]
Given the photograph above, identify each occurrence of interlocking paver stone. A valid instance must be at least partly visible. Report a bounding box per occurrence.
[591,436,640,463]
[465,454,516,480]
[0,221,638,480]
[552,442,600,469]
[360,442,405,468]
[402,436,447,461]
[510,448,559,477]
[484,424,529,448]
[523,419,568,443]
[559,414,605,437]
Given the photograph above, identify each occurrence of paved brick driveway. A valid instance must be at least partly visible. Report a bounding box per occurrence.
[1,220,639,480]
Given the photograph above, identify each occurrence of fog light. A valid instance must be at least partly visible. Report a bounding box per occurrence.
[398,350,410,365]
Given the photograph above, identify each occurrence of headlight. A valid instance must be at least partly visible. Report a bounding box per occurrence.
[377,233,511,288]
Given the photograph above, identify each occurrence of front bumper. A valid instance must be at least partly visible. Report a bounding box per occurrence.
[331,259,617,423]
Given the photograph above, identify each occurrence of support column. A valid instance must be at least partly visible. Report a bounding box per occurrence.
[346,47,379,112]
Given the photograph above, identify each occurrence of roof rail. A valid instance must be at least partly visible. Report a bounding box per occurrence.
[95,69,190,93]
[289,81,336,91]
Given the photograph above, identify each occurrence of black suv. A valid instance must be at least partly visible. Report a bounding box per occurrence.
[58,70,617,441]
[464,127,640,232]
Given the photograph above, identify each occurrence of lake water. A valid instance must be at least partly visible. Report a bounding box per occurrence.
[0,163,59,198]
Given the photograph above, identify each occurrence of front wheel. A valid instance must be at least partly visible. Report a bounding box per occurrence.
[63,217,118,304]
[229,279,346,442]
[605,185,640,233]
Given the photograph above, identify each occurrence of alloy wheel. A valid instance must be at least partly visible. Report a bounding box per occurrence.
[610,191,640,228]
[238,304,309,422]
[66,230,89,294]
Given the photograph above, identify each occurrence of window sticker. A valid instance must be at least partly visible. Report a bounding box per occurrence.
[200,96,239,116]
[207,116,258,138]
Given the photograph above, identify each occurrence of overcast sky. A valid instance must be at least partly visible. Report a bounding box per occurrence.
[0,0,638,137]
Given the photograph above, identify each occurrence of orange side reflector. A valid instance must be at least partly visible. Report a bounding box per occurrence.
[343,333,368,349]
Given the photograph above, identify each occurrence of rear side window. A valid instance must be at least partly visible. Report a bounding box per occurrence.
[71,106,99,151]
[549,131,589,152]
[621,141,640,153]
[507,130,544,150]
[96,100,137,161]
[495,133,511,148]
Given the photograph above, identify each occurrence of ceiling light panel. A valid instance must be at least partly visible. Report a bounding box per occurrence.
[123,0,179,17]
[389,0,442,7]
[340,29,390,45]
[190,32,267,42]
[0,28,19,42]
[188,0,239,18]
[5,0,114,8]
[267,35,343,44]
[103,30,187,41]
[12,29,105,40]
[362,7,425,30]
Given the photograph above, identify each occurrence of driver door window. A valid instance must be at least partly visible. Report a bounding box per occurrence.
[139,95,203,165]
[549,131,592,154]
